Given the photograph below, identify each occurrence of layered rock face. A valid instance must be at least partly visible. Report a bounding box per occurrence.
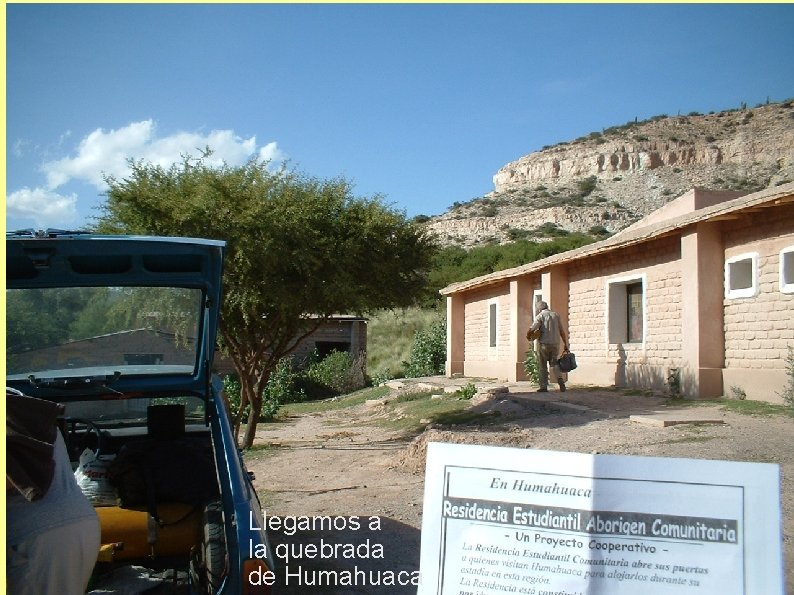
[429,101,794,248]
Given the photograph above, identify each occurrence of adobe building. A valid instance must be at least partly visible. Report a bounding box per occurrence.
[440,182,794,403]
[212,315,368,377]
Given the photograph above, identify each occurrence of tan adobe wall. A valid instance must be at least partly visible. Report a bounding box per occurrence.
[463,284,511,362]
[722,205,794,373]
[567,235,684,384]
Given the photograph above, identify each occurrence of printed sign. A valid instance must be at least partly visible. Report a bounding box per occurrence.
[418,443,782,595]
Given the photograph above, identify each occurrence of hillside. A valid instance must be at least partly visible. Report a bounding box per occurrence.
[427,100,794,248]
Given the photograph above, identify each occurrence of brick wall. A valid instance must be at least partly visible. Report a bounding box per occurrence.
[463,283,511,362]
[723,206,794,372]
[567,234,683,368]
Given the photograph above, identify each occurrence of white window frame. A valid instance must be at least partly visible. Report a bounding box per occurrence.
[724,252,758,299]
[606,274,646,346]
[780,246,794,294]
[487,298,499,352]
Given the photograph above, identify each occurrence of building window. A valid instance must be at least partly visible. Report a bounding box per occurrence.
[314,341,351,359]
[781,247,794,294]
[533,290,544,317]
[626,283,644,343]
[725,252,758,299]
[488,302,498,348]
[607,276,645,345]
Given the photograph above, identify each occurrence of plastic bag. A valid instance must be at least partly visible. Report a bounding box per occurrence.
[74,448,117,506]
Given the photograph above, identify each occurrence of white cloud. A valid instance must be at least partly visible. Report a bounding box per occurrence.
[41,120,284,191]
[259,141,286,163]
[9,120,285,230]
[43,120,155,189]
[6,187,79,229]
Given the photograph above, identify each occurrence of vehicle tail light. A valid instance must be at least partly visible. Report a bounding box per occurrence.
[242,559,275,595]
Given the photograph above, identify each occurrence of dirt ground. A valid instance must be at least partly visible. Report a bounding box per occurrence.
[247,378,794,594]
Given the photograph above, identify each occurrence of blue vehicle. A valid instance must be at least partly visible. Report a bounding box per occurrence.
[6,231,275,594]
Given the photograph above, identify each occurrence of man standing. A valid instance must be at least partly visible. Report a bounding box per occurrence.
[527,301,569,393]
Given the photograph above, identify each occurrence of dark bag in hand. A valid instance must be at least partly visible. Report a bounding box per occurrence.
[558,351,577,373]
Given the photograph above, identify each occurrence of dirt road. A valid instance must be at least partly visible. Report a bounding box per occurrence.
[247,379,793,594]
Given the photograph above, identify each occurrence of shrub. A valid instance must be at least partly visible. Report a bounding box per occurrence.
[508,228,530,241]
[457,383,477,400]
[303,349,365,398]
[779,346,794,408]
[481,205,499,217]
[261,357,302,416]
[404,319,447,378]
[577,176,597,198]
[533,222,569,238]
[588,225,611,237]
[223,360,297,421]
[371,369,394,387]
[523,349,539,385]
[223,374,247,419]
[667,368,682,399]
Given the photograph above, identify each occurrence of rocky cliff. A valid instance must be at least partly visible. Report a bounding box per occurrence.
[428,101,794,247]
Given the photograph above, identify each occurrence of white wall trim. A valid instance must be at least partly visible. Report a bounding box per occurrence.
[780,246,794,294]
[605,273,647,347]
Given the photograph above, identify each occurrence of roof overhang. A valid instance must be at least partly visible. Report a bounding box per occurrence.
[440,182,794,296]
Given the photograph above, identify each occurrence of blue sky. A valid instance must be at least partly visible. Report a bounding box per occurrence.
[6,3,794,231]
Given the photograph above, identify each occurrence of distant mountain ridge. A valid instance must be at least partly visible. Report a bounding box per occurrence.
[427,100,794,248]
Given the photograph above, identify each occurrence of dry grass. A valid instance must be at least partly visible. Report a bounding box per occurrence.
[366,307,442,379]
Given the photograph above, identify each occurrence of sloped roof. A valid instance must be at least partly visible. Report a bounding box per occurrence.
[440,182,794,296]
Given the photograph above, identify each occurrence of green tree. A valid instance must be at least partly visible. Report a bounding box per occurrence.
[424,234,596,303]
[96,154,436,447]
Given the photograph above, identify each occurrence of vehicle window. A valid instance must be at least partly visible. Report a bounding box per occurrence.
[64,396,206,427]
[7,286,202,378]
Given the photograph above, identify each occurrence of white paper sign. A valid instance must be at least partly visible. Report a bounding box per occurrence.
[418,443,783,595]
